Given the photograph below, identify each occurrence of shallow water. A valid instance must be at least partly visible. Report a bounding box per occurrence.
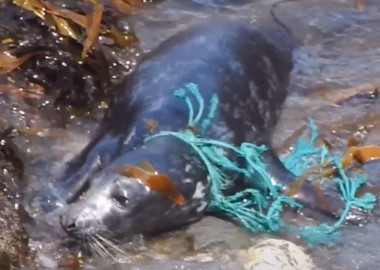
[11,0,380,269]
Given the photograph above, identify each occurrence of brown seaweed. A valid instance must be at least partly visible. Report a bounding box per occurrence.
[0,50,46,74]
[0,0,143,119]
[114,160,186,205]
[144,119,159,133]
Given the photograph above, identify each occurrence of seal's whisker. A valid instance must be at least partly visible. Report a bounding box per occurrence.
[90,237,104,258]
[102,232,120,244]
[91,235,109,259]
[97,234,127,257]
[83,234,90,254]
[82,234,99,255]
[86,236,97,257]
[96,234,123,260]
[86,234,98,257]
[93,234,116,261]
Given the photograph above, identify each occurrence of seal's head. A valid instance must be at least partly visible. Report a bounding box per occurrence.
[59,164,207,248]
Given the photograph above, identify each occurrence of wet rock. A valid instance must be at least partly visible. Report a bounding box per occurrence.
[185,216,254,250]
[239,239,315,270]
[0,127,32,269]
[0,185,30,270]
[183,0,253,9]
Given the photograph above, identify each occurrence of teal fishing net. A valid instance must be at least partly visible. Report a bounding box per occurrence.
[145,83,377,245]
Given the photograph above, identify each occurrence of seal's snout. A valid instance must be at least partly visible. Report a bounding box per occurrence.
[59,212,79,235]
[59,204,95,236]
[64,220,77,233]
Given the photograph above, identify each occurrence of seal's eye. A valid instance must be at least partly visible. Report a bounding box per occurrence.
[112,194,129,208]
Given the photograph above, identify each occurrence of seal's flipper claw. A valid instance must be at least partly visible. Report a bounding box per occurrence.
[260,146,297,188]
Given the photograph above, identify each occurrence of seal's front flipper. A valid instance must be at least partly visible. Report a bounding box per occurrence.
[259,147,340,221]
[61,133,122,181]
[261,147,372,224]
[36,156,101,213]
[54,157,101,204]
[37,135,122,213]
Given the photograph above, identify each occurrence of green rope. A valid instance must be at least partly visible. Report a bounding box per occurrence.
[281,118,376,244]
[144,83,377,245]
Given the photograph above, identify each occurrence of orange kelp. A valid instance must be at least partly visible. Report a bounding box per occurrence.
[114,160,186,205]
[320,138,380,178]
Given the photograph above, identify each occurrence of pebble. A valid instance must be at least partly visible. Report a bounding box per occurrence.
[239,239,315,270]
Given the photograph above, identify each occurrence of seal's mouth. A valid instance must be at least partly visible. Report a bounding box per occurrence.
[59,219,127,259]
[58,204,132,259]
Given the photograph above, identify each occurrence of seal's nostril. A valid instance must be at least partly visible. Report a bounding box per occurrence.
[59,214,78,233]
[67,222,77,231]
